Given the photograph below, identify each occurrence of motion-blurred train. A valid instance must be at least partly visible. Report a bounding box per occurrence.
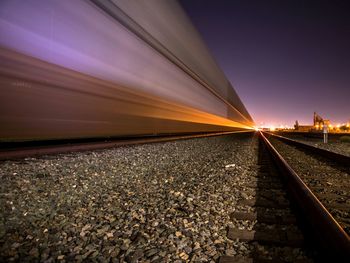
[0,0,254,142]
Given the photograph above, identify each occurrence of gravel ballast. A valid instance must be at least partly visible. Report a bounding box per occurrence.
[293,140,350,157]
[1,133,262,262]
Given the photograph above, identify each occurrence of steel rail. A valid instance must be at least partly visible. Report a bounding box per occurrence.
[0,131,252,161]
[266,132,350,167]
[259,131,350,259]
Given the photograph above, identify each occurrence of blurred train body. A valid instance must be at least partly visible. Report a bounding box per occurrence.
[0,0,254,141]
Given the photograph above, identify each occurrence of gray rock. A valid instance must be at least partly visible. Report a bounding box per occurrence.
[145,248,159,258]
[125,249,144,263]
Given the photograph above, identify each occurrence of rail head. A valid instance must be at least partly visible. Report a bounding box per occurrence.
[259,131,350,258]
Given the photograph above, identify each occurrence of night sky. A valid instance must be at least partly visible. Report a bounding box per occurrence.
[180,0,350,127]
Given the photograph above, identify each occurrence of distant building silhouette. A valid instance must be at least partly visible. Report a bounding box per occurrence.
[313,112,330,131]
[294,112,330,132]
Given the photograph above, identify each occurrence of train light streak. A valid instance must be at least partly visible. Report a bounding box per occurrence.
[0,0,253,141]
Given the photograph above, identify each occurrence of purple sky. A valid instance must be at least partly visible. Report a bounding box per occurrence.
[180,0,350,127]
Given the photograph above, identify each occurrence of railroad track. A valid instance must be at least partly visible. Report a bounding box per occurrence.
[1,131,349,261]
[220,132,350,262]
[266,132,350,166]
[265,133,350,236]
[0,131,250,161]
